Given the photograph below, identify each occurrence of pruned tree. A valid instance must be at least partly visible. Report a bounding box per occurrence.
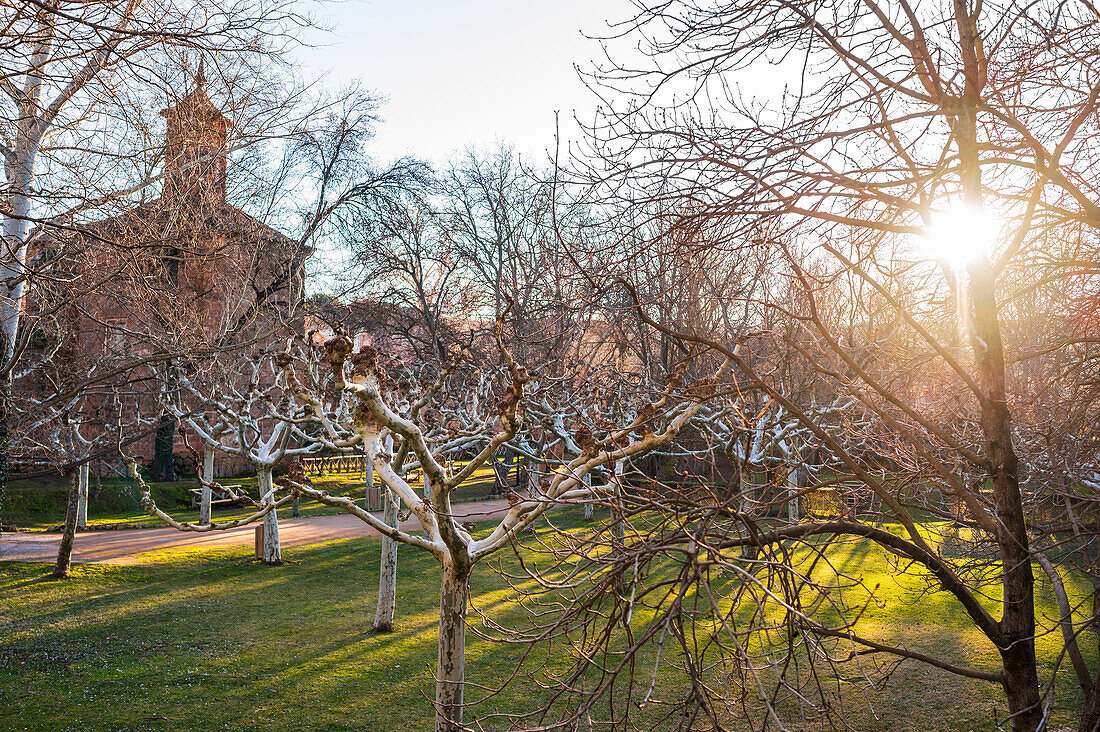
[166,354,319,564]
[267,309,727,731]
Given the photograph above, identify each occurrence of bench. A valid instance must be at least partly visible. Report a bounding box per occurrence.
[839,481,871,514]
[189,484,246,509]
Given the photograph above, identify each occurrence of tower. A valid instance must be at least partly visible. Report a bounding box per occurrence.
[159,62,229,205]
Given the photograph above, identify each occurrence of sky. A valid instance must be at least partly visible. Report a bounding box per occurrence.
[296,0,636,167]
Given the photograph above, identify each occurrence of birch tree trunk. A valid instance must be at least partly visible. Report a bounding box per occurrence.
[0,138,39,542]
[75,463,89,530]
[1,136,39,361]
[200,449,214,525]
[0,377,10,554]
[435,559,470,732]
[257,467,281,565]
[373,476,400,632]
[51,468,79,578]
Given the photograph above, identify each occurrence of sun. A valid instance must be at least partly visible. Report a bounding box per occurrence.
[922,204,998,267]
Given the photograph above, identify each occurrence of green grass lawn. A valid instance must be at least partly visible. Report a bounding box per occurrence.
[1,465,505,532]
[0,510,1094,731]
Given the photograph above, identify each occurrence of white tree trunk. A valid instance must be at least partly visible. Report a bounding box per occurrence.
[373,476,400,632]
[583,472,594,521]
[1,137,39,361]
[75,463,89,530]
[738,462,759,560]
[363,458,380,510]
[257,467,281,565]
[787,464,805,522]
[611,459,626,546]
[200,449,214,525]
[435,560,470,732]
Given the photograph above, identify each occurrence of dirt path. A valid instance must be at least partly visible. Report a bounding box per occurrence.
[0,499,513,565]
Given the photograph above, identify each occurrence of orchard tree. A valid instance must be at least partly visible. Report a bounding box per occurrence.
[130,289,727,730]
[271,313,727,731]
[165,355,319,564]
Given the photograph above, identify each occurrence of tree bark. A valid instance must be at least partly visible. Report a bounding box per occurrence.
[0,135,39,358]
[738,462,759,560]
[199,448,214,524]
[364,458,380,510]
[0,124,42,562]
[611,459,626,547]
[257,467,281,565]
[1079,685,1100,732]
[942,9,1043,723]
[967,257,1041,732]
[373,479,400,632]
[51,468,79,578]
[1082,538,1100,732]
[0,376,8,555]
[75,462,89,530]
[435,560,470,732]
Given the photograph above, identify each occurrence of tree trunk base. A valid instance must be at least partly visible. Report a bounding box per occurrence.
[436,562,470,732]
[1078,685,1100,732]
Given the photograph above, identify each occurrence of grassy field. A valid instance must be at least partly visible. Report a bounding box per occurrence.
[1,464,506,532]
[0,509,1094,731]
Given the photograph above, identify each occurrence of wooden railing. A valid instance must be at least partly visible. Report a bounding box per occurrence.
[300,455,421,485]
[301,455,367,476]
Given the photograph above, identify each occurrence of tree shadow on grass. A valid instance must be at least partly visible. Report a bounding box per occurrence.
[4,530,1089,731]
[0,539,571,730]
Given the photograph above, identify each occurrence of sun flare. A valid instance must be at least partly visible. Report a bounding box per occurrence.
[923,204,998,267]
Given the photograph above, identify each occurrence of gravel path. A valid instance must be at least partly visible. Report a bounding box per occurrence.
[0,498,513,565]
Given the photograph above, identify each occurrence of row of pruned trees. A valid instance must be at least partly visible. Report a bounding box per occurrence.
[13,1,1100,731]
[118,304,728,731]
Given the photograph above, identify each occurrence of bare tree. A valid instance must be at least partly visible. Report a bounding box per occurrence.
[274,322,724,731]
[563,2,1100,729]
[167,355,319,564]
[127,302,725,731]
[0,0,343,554]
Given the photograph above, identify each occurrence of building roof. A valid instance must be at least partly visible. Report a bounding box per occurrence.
[84,195,297,249]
